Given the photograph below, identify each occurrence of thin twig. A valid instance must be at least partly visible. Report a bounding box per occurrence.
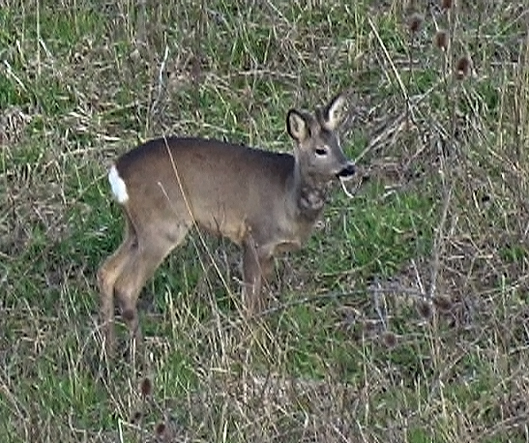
[428,184,453,300]
[150,45,170,117]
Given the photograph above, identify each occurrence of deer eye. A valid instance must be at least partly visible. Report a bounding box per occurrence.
[315,147,328,157]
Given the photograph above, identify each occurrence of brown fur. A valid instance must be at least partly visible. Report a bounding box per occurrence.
[97,94,355,355]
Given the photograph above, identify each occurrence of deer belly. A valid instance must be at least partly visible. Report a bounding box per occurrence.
[196,211,249,245]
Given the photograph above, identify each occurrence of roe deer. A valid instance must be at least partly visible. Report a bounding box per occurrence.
[97,93,355,354]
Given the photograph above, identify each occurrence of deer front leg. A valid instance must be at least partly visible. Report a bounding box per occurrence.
[242,237,262,314]
[242,236,275,314]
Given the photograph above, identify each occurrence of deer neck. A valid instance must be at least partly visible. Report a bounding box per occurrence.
[291,163,328,222]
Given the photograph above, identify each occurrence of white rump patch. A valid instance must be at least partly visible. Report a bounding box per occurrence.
[108,165,129,203]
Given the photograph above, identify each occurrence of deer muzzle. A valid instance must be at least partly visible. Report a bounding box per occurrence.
[336,163,355,181]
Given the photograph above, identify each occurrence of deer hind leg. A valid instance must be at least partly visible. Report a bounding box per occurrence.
[97,215,137,354]
[112,223,189,349]
[242,237,274,314]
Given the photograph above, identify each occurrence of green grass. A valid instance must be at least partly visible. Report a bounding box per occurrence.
[1,0,529,441]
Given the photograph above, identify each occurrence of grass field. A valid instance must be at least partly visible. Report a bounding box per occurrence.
[1,0,528,441]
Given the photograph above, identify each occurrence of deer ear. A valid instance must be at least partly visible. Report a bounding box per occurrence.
[286,109,309,142]
[321,94,346,130]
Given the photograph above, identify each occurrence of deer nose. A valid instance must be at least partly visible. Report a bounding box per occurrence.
[336,163,355,180]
